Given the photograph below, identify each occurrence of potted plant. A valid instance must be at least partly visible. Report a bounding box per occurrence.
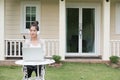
[49,55,62,67]
[110,56,119,63]
[109,56,120,68]
[52,55,61,63]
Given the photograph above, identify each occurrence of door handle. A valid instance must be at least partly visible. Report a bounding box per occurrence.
[79,30,82,39]
[79,23,82,39]
[79,29,82,39]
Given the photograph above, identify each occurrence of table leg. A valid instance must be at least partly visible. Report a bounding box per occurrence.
[37,65,40,80]
[37,65,45,80]
[41,65,45,80]
[23,65,28,80]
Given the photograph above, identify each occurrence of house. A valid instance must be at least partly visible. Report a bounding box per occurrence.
[0,0,120,61]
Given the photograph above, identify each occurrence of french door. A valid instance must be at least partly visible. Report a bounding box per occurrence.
[66,4,100,56]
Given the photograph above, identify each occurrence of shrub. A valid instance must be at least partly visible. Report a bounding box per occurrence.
[109,56,119,64]
[52,55,61,63]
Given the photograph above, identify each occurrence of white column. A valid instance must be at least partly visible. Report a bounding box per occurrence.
[59,0,66,60]
[102,0,110,60]
[0,0,5,60]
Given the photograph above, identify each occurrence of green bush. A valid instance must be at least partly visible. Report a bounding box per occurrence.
[109,56,119,64]
[52,55,61,63]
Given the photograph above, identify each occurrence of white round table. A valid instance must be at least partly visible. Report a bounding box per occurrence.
[15,59,55,80]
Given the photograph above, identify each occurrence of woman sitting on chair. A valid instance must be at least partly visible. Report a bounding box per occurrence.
[23,21,45,80]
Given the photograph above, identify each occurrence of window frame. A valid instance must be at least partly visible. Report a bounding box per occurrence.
[20,1,40,33]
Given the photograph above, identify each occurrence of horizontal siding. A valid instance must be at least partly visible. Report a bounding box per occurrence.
[41,0,59,39]
[5,0,21,39]
[110,0,120,40]
[5,0,59,39]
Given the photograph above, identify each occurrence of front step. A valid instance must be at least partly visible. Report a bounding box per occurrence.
[64,56,108,63]
[64,59,109,63]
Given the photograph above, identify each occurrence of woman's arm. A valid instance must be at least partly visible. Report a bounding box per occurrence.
[23,39,30,48]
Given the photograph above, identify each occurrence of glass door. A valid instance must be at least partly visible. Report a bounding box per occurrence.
[82,8,95,53]
[66,7,96,54]
[66,8,79,53]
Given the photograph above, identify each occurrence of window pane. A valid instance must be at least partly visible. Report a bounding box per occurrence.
[26,7,30,13]
[66,8,79,53]
[26,14,30,21]
[26,22,31,29]
[25,6,37,29]
[31,7,36,13]
[31,14,36,21]
[31,21,34,24]
[82,8,95,53]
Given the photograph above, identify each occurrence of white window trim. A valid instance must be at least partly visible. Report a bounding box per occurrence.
[20,1,40,34]
[116,3,120,34]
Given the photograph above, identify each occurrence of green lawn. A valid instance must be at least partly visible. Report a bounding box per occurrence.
[0,62,120,80]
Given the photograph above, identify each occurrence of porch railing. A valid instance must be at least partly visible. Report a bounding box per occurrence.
[5,39,59,58]
[5,39,120,58]
[110,40,120,57]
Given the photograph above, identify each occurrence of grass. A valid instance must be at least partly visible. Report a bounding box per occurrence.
[0,62,120,80]
[0,66,23,80]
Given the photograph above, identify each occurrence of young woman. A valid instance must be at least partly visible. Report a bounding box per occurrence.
[23,21,45,80]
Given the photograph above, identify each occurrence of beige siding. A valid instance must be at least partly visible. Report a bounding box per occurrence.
[111,0,120,40]
[5,0,21,39]
[40,0,59,39]
[5,0,59,39]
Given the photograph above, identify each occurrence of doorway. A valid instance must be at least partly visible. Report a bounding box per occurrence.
[66,3,100,56]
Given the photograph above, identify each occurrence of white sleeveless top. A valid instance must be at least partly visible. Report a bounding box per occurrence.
[30,43,41,48]
[23,39,45,53]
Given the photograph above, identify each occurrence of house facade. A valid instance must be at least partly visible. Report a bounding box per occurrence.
[0,0,120,61]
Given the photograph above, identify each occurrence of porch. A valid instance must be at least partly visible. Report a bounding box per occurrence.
[0,0,120,61]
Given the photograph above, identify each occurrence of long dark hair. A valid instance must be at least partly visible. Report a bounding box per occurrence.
[30,21,39,31]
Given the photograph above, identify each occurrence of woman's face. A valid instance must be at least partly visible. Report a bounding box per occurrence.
[29,26,37,38]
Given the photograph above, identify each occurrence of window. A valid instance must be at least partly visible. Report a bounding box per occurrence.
[21,1,40,33]
[116,3,120,34]
[26,6,36,29]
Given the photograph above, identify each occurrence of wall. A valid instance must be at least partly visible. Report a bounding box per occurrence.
[41,0,59,39]
[5,0,59,39]
[111,0,120,40]
[5,0,21,39]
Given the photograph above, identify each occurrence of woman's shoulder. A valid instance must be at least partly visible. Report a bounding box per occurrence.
[25,39,30,43]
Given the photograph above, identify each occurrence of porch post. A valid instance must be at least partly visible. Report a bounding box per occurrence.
[0,0,5,60]
[59,0,66,60]
[102,0,110,60]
